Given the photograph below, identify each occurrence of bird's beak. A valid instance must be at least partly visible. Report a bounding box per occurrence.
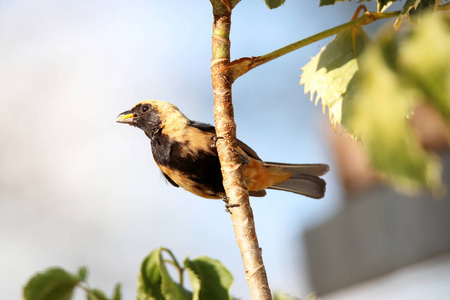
[116,110,136,124]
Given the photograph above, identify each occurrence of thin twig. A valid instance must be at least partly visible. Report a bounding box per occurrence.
[161,247,185,286]
[223,10,402,82]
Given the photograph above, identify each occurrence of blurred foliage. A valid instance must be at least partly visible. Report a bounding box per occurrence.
[398,13,450,122]
[352,34,442,193]
[265,0,286,9]
[23,267,121,300]
[301,12,449,193]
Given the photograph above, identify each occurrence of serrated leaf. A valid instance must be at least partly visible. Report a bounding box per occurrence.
[87,289,109,300]
[351,40,443,192]
[23,268,82,300]
[377,0,394,12]
[398,13,450,123]
[394,0,421,28]
[184,256,233,300]
[300,26,370,130]
[137,248,192,300]
[265,0,285,9]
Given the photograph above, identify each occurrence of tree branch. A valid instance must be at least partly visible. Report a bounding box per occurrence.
[209,1,272,300]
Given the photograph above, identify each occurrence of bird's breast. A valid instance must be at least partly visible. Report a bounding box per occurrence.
[151,129,225,198]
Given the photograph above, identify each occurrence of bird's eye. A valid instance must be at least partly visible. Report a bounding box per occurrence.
[142,105,149,112]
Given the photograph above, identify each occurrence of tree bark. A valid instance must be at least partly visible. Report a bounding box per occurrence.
[210,1,272,299]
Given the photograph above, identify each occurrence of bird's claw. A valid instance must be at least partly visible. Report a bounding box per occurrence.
[222,196,240,213]
[210,135,223,148]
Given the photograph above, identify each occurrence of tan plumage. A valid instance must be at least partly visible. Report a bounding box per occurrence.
[117,100,329,199]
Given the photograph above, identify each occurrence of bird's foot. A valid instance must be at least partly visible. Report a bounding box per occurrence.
[222,196,240,213]
[210,135,223,148]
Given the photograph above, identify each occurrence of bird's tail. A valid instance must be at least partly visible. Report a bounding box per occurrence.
[263,162,329,199]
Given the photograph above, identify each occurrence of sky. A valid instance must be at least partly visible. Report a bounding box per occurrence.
[0,1,366,299]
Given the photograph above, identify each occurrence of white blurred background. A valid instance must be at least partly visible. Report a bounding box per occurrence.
[1,1,367,299]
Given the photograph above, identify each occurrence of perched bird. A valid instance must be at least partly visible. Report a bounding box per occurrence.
[117,100,329,200]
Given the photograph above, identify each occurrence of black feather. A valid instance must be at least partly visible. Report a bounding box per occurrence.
[151,132,225,196]
[189,121,216,133]
[163,172,179,187]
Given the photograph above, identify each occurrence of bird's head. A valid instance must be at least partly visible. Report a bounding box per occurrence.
[116,100,189,137]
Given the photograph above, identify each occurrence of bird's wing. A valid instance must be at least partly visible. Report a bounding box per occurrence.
[189,120,262,160]
[188,121,216,133]
[237,139,262,161]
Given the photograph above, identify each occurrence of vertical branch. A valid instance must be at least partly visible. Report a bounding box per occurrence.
[210,1,272,299]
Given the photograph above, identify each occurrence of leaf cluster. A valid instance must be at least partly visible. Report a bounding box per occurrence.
[301,11,450,193]
[319,0,443,27]
[23,248,304,300]
[137,248,233,300]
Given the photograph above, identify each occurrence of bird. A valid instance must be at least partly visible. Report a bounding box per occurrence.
[117,100,329,200]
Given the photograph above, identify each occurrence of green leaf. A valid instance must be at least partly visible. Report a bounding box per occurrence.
[319,0,374,6]
[87,289,109,300]
[112,283,122,300]
[300,26,370,130]
[319,0,350,6]
[351,39,443,192]
[265,0,286,9]
[137,249,164,300]
[377,0,394,12]
[23,268,82,300]
[394,0,419,28]
[184,256,233,300]
[160,265,192,300]
[137,248,192,300]
[398,13,450,123]
[77,266,88,281]
[393,0,438,28]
